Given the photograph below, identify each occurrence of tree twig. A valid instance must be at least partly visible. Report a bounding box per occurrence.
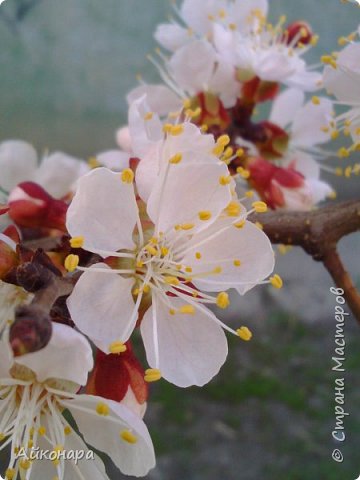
[250,200,360,323]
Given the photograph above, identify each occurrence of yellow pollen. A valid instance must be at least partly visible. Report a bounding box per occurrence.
[198,210,212,221]
[161,246,169,256]
[213,144,225,156]
[236,148,245,157]
[179,305,195,314]
[245,190,254,198]
[185,107,202,118]
[213,266,222,274]
[252,201,268,213]
[96,402,110,416]
[217,134,231,147]
[331,130,340,140]
[321,55,337,69]
[169,124,184,136]
[311,96,320,105]
[195,252,202,259]
[109,341,127,354]
[229,22,237,30]
[64,254,79,273]
[310,35,319,46]
[335,167,343,177]
[5,469,16,480]
[226,201,241,217]
[143,284,151,293]
[219,175,231,186]
[234,219,246,229]
[38,426,46,436]
[169,308,176,315]
[345,166,353,178]
[87,156,101,169]
[121,168,135,184]
[185,266,192,273]
[236,167,250,179]
[0,433,6,441]
[19,459,31,470]
[270,274,283,289]
[321,126,330,133]
[145,245,158,256]
[216,292,230,309]
[233,259,241,267]
[149,237,158,244]
[255,221,264,230]
[64,426,72,435]
[223,146,234,159]
[201,124,209,132]
[183,98,192,109]
[53,445,64,453]
[164,276,180,286]
[144,368,162,382]
[179,223,195,231]
[237,326,253,341]
[120,430,138,444]
[218,8,226,18]
[169,153,183,164]
[70,236,84,249]
[136,260,144,268]
[207,14,215,21]
[337,147,350,158]
[144,112,154,121]
[28,440,33,448]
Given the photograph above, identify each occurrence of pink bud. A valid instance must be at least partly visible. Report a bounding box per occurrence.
[8,182,67,231]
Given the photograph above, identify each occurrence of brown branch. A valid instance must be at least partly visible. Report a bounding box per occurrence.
[250,200,360,323]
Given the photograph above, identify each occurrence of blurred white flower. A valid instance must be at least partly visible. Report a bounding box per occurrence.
[0,323,155,479]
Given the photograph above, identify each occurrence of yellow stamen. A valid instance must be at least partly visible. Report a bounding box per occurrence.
[5,469,16,480]
[145,245,158,256]
[219,175,231,186]
[337,147,350,158]
[234,219,246,229]
[120,430,138,444]
[70,236,84,249]
[87,156,101,169]
[169,153,183,164]
[64,426,72,435]
[216,292,230,309]
[19,460,31,470]
[121,168,135,184]
[169,124,184,136]
[96,402,110,416]
[195,252,202,259]
[236,167,250,179]
[236,326,253,341]
[38,426,46,436]
[179,305,195,314]
[233,259,241,267]
[217,134,230,147]
[252,201,268,213]
[311,96,320,105]
[198,210,212,221]
[144,112,154,121]
[109,341,127,354]
[270,274,283,289]
[226,201,241,217]
[144,368,162,382]
[64,254,79,273]
[164,276,180,286]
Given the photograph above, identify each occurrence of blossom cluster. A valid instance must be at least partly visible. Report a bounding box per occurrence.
[0,0,358,479]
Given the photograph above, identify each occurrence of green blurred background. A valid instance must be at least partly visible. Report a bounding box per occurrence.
[1,1,359,479]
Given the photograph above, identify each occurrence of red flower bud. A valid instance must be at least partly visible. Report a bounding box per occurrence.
[8,182,68,231]
[284,21,313,47]
[242,77,279,104]
[86,343,148,407]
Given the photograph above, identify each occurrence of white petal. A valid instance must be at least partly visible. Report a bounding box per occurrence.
[140,295,228,387]
[181,0,227,36]
[146,162,232,235]
[169,40,217,94]
[181,218,275,294]
[30,419,109,480]
[270,88,305,129]
[66,168,138,253]
[284,151,320,179]
[96,150,130,171]
[34,151,87,198]
[155,23,191,51]
[63,394,156,477]
[67,263,136,352]
[116,126,132,152]
[128,95,164,158]
[127,85,182,118]
[15,323,93,385]
[292,97,333,147]
[0,336,13,378]
[209,59,239,108]
[306,178,334,204]
[285,68,323,92]
[231,0,269,32]
[0,140,38,192]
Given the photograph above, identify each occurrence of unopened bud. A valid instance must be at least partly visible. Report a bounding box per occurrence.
[16,262,53,293]
[284,21,313,47]
[10,305,53,356]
